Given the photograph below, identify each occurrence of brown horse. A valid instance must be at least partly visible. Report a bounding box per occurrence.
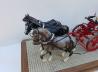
[32,28,76,62]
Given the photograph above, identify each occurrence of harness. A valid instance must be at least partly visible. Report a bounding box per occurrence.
[40,22,69,44]
[41,33,54,44]
[50,35,75,52]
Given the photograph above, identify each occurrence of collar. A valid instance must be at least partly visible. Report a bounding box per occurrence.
[49,33,54,41]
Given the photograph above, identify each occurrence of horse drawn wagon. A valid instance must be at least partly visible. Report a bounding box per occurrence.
[23,14,98,62]
[71,14,98,51]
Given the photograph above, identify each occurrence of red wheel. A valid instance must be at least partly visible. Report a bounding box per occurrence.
[86,36,98,51]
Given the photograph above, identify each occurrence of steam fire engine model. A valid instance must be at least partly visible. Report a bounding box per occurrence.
[72,15,98,51]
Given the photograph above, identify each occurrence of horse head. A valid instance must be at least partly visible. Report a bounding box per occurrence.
[23,14,41,35]
[32,28,53,45]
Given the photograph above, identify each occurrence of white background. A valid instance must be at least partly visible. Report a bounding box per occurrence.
[0,0,98,46]
[0,43,20,72]
[0,0,98,72]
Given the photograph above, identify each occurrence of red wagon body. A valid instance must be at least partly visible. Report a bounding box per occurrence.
[71,15,98,51]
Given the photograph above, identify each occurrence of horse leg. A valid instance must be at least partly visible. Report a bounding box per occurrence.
[40,51,48,62]
[41,50,46,55]
[72,48,76,52]
[61,52,65,57]
[64,51,73,62]
[48,51,52,62]
[40,44,45,55]
[40,50,52,62]
[40,44,44,51]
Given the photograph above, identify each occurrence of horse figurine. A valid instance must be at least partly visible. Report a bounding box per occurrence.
[32,28,76,62]
[23,14,69,36]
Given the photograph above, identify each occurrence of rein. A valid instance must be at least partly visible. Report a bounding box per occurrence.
[54,35,69,43]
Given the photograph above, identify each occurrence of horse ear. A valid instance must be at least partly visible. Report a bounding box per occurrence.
[25,14,29,17]
[27,14,29,16]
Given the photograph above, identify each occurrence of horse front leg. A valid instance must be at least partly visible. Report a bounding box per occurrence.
[40,44,44,51]
[40,50,52,62]
[40,50,48,62]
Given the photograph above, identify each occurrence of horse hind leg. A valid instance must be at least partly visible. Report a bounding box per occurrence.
[64,57,69,62]
[64,51,73,62]
[62,52,66,57]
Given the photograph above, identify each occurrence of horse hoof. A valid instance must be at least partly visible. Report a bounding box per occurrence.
[62,52,65,57]
[48,56,52,62]
[64,57,69,62]
[42,59,47,62]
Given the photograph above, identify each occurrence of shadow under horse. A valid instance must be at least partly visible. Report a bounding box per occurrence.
[23,14,69,36]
